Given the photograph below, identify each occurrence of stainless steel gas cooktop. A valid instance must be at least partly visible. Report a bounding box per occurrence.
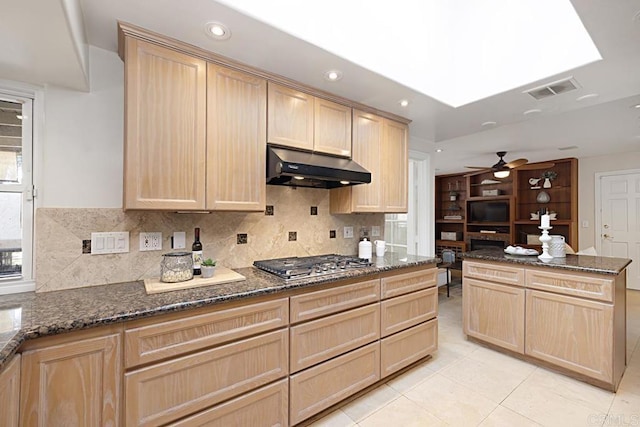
[253,254,372,280]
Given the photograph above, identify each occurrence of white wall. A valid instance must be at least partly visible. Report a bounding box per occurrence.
[578,150,640,250]
[41,46,123,208]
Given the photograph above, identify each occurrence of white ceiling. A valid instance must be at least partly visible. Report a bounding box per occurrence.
[2,0,640,174]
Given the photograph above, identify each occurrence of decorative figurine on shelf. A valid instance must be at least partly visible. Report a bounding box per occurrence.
[541,170,557,188]
[449,190,458,201]
[536,190,551,203]
[528,177,541,189]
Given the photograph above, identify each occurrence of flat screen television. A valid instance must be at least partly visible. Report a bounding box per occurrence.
[469,201,509,223]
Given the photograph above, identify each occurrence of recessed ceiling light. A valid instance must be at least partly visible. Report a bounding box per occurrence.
[523,108,542,116]
[205,22,231,40]
[399,99,409,107]
[558,145,578,151]
[576,93,599,101]
[481,121,497,127]
[435,148,443,153]
[633,103,640,109]
[324,70,343,81]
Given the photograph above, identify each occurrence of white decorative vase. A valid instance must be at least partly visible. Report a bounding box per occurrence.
[543,178,552,188]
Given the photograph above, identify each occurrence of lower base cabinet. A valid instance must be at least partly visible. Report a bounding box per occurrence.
[289,342,381,425]
[125,329,288,426]
[381,319,438,377]
[525,289,614,383]
[171,379,288,427]
[0,355,20,427]
[19,326,122,427]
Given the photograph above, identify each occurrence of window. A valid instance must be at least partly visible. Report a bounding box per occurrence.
[0,92,34,293]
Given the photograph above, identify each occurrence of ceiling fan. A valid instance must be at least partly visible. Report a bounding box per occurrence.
[465,151,554,178]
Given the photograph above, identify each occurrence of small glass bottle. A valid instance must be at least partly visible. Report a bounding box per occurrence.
[160,252,194,283]
[192,228,203,275]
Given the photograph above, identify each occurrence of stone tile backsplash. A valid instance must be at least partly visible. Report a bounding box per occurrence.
[35,186,384,292]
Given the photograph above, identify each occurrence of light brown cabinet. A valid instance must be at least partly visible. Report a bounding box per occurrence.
[525,289,614,383]
[19,326,122,427]
[206,64,266,211]
[123,37,207,210]
[463,277,525,354]
[124,329,288,426]
[0,355,20,427]
[267,82,352,157]
[121,35,267,212]
[463,259,627,390]
[330,110,408,213]
[290,342,380,425]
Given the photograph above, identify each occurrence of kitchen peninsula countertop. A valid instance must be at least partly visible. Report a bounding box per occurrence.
[462,248,631,275]
[0,253,436,370]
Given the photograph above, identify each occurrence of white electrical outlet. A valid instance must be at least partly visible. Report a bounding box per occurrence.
[91,232,129,255]
[343,226,354,239]
[140,232,162,251]
[371,226,381,237]
[582,220,589,228]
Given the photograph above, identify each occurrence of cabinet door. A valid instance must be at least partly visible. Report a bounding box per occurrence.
[290,342,380,425]
[207,64,266,211]
[525,289,613,383]
[125,329,287,426]
[124,37,206,210]
[20,330,122,426]
[463,278,525,353]
[314,98,351,157]
[350,110,384,212]
[267,82,314,151]
[383,119,408,212]
[0,354,20,427]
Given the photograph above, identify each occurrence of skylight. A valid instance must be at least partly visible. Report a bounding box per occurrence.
[215,0,601,107]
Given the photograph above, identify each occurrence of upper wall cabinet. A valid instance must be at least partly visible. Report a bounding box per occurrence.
[330,111,408,213]
[122,35,266,211]
[267,82,352,157]
[207,64,266,211]
[123,37,207,210]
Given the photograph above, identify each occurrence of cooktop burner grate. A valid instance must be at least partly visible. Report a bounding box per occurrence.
[253,254,372,280]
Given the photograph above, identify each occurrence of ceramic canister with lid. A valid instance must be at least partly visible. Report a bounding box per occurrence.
[358,238,372,260]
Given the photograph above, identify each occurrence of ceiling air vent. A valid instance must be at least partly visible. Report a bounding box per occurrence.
[524,77,580,100]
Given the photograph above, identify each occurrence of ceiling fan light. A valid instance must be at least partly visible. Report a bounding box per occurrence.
[493,169,510,179]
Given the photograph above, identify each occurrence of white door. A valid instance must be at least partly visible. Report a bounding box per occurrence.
[599,172,640,290]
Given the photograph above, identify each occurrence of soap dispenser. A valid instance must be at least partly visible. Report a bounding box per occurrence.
[358,238,372,260]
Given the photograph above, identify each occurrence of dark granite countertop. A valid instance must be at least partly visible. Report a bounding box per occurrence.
[0,253,436,370]
[462,249,632,275]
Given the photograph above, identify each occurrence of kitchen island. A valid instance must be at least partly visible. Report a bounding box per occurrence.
[0,253,438,426]
[462,248,631,391]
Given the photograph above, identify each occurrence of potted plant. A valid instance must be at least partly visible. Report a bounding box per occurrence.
[201,258,216,278]
[541,170,557,188]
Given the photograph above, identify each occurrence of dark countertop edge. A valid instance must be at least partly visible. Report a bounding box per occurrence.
[0,257,437,371]
[461,250,632,275]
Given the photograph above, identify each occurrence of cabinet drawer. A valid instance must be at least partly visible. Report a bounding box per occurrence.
[381,268,437,299]
[125,298,288,368]
[525,289,613,383]
[125,329,288,427]
[290,304,379,373]
[290,342,380,425]
[290,278,380,323]
[381,319,437,377]
[463,278,525,354]
[526,269,614,302]
[381,287,437,337]
[170,379,288,427]
[463,261,524,286]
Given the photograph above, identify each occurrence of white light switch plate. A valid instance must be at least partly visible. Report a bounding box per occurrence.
[91,232,129,255]
[173,231,186,249]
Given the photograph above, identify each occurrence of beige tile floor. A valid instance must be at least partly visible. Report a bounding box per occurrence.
[309,282,640,427]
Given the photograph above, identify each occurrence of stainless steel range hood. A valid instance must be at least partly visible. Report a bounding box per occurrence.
[266,146,371,189]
